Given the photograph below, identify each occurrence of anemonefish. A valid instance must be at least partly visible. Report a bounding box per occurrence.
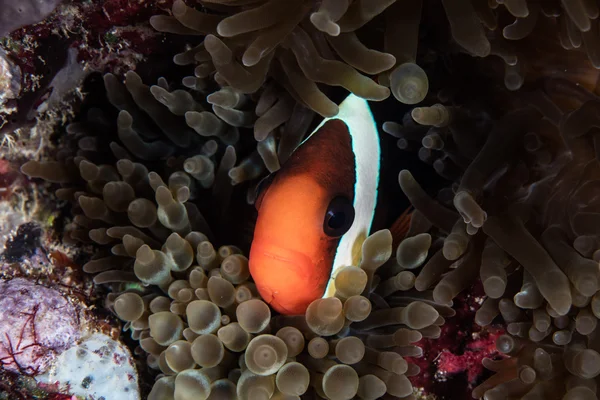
[248,93,399,316]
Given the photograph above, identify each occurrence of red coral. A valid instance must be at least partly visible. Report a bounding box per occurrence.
[6,0,177,86]
[86,0,174,30]
[436,328,503,383]
[406,281,505,399]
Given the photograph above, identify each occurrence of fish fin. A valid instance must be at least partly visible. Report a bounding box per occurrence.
[390,206,413,250]
[254,172,277,210]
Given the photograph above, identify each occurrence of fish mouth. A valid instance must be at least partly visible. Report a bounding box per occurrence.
[249,239,322,315]
[262,248,299,265]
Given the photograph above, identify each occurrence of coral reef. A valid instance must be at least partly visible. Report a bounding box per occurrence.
[0,0,179,160]
[9,0,600,399]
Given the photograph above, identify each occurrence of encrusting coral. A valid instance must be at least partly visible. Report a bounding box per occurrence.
[0,278,81,375]
[0,0,63,38]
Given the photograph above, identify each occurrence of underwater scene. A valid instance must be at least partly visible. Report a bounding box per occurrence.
[1,0,600,399]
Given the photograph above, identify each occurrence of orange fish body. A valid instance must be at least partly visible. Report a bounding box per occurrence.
[249,94,382,315]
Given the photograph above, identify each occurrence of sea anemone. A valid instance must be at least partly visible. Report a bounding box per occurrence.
[19,65,445,397]
[149,0,424,118]
[383,46,600,398]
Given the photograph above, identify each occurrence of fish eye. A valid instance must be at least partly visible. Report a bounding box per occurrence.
[323,196,355,237]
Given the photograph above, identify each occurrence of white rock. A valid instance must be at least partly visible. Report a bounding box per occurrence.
[37,333,140,400]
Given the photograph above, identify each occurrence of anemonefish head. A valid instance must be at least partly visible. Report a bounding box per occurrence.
[248,93,381,315]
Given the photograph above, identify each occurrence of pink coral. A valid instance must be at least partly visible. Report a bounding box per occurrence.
[406,282,505,399]
[0,278,81,375]
[436,330,503,383]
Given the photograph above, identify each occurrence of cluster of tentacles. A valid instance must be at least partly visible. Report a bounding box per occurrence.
[382,63,600,398]
[151,0,600,114]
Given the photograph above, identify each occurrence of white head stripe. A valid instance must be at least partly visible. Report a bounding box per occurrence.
[306,94,381,298]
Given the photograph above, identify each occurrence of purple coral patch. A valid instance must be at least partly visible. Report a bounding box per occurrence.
[0,0,63,37]
[0,278,80,374]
